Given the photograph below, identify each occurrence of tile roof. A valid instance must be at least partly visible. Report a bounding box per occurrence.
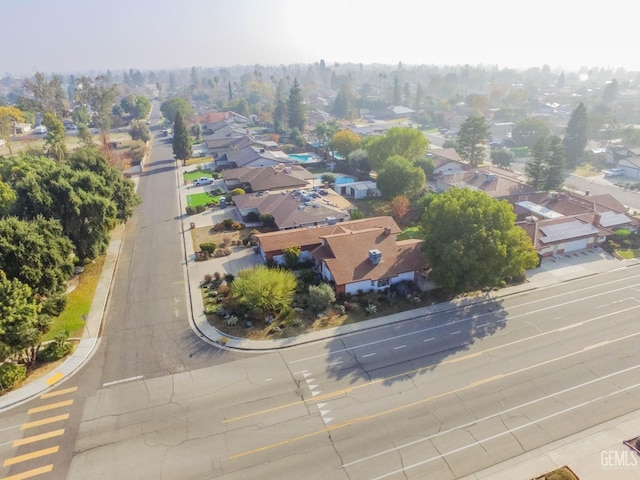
[222,165,314,192]
[319,229,428,285]
[256,216,401,252]
[439,167,536,198]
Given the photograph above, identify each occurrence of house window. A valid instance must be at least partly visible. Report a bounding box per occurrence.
[377,278,390,287]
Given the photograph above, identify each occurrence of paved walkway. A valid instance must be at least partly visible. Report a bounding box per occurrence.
[2,162,640,479]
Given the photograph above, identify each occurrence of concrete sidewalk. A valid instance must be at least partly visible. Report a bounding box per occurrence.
[2,161,639,479]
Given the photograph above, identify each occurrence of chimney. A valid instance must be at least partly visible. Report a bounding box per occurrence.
[368,249,382,265]
[593,212,601,226]
[384,226,392,235]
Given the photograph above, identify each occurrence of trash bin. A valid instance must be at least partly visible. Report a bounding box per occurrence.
[190,222,195,230]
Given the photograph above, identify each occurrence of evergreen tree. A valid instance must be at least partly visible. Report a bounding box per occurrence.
[526,135,566,190]
[287,78,305,133]
[563,102,588,167]
[393,75,401,105]
[456,115,490,167]
[273,95,287,134]
[333,83,354,120]
[544,136,566,190]
[172,111,192,166]
[526,137,549,190]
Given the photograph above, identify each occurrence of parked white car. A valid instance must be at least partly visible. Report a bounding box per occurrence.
[193,177,214,186]
[34,125,47,134]
[604,168,624,177]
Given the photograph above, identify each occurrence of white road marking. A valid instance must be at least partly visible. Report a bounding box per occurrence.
[102,375,143,387]
[328,360,343,366]
[265,378,272,382]
[393,345,407,350]
[423,337,435,342]
[450,330,461,335]
[362,353,376,358]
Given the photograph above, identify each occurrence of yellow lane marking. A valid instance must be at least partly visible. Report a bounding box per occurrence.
[40,387,77,399]
[21,414,69,430]
[27,400,73,415]
[12,429,65,447]
[226,305,640,424]
[229,330,640,460]
[2,446,59,467]
[2,464,53,480]
[45,373,64,386]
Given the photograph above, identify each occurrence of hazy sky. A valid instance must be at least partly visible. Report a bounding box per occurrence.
[2,0,638,76]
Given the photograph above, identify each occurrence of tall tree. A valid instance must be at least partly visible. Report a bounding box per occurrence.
[159,97,194,124]
[75,75,119,139]
[172,111,192,166]
[563,102,589,168]
[525,138,547,190]
[273,94,287,134]
[330,130,361,158]
[0,106,26,155]
[42,112,67,162]
[456,115,490,167]
[421,188,538,294]
[366,126,429,171]
[333,83,355,119]
[512,117,550,148]
[23,72,67,117]
[527,135,566,190]
[287,78,305,133]
[376,155,425,199]
[120,95,151,120]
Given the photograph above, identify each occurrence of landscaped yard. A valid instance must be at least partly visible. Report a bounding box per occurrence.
[183,169,217,181]
[186,193,222,208]
[186,156,214,166]
[398,226,422,240]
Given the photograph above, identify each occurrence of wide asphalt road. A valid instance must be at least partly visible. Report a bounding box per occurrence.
[0,110,246,479]
[11,263,633,480]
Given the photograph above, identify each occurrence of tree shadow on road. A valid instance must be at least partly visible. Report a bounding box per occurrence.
[322,297,508,386]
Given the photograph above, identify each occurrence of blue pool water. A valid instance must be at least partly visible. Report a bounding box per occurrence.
[289,153,321,163]
[316,174,357,185]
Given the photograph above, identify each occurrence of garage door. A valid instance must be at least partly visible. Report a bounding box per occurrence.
[564,238,588,252]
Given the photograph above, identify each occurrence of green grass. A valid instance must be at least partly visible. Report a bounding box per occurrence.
[398,226,422,240]
[183,170,216,181]
[187,193,222,207]
[43,257,106,341]
[617,248,640,259]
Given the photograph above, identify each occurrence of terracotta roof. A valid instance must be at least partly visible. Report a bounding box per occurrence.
[439,168,536,198]
[517,215,613,250]
[320,229,428,285]
[256,216,401,252]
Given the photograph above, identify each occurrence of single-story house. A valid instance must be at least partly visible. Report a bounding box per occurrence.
[216,145,292,169]
[206,136,255,159]
[434,166,537,198]
[256,216,432,295]
[489,122,515,145]
[222,165,316,192]
[14,123,32,133]
[508,191,639,255]
[233,189,351,230]
[619,157,640,180]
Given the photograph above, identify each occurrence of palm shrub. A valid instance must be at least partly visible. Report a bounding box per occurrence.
[231,266,297,316]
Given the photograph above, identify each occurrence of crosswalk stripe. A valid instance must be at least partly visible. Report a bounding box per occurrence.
[2,446,59,466]
[21,414,69,430]
[27,400,73,414]
[2,464,53,480]
[12,429,65,447]
[40,387,77,399]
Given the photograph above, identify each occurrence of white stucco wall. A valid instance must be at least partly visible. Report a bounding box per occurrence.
[344,271,414,296]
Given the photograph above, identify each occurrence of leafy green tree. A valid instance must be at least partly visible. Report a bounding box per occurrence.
[0,216,74,298]
[0,270,50,366]
[120,95,151,120]
[527,135,565,190]
[525,139,547,190]
[347,148,371,173]
[0,106,26,155]
[42,112,67,162]
[421,188,539,294]
[457,115,490,167]
[331,130,361,158]
[320,173,336,185]
[227,98,249,117]
[307,283,336,312]
[71,104,91,126]
[160,97,194,124]
[366,127,429,171]
[129,120,150,142]
[0,180,16,215]
[172,111,192,165]
[23,72,67,117]
[287,78,305,132]
[601,79,618,105]
[76,123,95,148]
[376,155,426,199]
[512,117,550,148]
[414,157,435,178]
[313,120,340,147]
[231,266,297,314]
[333,83,355,119]
[490,147,514,167]
[563,102,589,167]
[349,209,365,220]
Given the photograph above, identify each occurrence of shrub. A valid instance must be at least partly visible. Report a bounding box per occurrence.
[0,363,27,390]
[223,236,232,247]
[226,315,239,326]
[200,243,216,254]
[230,188,246,196]
[213,248,231,257]
[298,268,316,284]
[246,211,259,222]
[223,218,234,229]
[224,273,235,284]
[365,304,377,314]
[203,274,213,284]
[37,330,73,363]
[307,283,336,312]
[186,205,197,215]
[195,204,206,213]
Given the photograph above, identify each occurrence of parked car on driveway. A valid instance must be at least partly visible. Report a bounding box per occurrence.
[193,177,214,186]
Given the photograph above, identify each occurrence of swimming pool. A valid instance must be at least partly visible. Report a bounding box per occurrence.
[316,173,357,185]
[289,153,321,163]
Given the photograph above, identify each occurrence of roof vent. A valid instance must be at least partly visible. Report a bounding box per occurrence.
[368,249,382,265]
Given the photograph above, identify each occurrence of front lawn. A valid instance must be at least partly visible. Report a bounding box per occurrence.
[44,256,106,341]
[186,192,221,207]
[617,248,640,259]
[186,156,214,166]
